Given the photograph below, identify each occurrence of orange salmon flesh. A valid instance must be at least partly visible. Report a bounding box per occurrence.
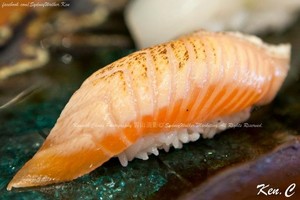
[7,30,290,190]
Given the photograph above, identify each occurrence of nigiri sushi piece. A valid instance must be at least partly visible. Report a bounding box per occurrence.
[125,0,300,48]
[7,30,290,190]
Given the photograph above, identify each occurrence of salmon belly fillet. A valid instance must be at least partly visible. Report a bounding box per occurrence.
[7,30,290,189]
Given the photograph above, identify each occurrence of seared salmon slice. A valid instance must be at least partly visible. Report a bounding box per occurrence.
[7,30,290,190]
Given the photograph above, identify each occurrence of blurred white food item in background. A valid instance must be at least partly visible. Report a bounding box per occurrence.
[125,0,300,48]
